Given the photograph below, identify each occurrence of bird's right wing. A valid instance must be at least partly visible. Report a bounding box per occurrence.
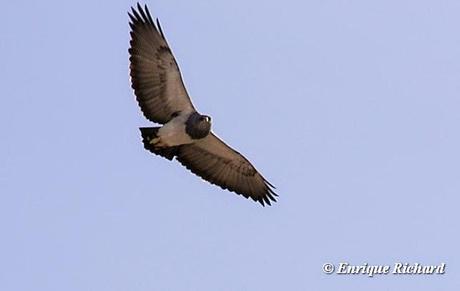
[176,133,277,206]
[129,4,196,124]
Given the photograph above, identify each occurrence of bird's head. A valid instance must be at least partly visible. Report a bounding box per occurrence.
[200,115,212,124]
[185,112,212,139]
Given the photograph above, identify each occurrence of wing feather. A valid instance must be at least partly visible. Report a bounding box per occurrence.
[176,133,277,206]
[129,4,196,124]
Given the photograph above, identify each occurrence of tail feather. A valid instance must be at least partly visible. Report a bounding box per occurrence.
[139,127,178,161]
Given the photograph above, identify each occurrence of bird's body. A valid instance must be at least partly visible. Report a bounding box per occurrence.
[155,112,196,147]
[129,3,277,206]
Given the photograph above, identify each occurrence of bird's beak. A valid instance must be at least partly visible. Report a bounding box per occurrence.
[205,116,211,123]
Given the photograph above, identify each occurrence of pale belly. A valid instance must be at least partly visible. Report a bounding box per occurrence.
[157,114,194,147]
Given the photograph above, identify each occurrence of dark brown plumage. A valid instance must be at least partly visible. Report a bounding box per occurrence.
[128,4,195,124]
[129,4,277,206]
[176,134,277,205]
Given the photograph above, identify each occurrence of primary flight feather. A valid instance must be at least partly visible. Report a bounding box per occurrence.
[129,3,277,206]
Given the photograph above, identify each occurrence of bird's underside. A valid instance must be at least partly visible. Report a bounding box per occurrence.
[129,3,277,206]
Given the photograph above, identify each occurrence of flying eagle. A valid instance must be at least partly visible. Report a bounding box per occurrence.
[128,4,277,206]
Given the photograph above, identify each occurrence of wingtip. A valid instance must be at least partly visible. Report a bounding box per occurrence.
[144,4,155,24]
[258,197,266,207]
[156,18,166,39]
[263,178,276,189]
[256,191,277,207]
[129,3,166,40]
[264,196,272,206]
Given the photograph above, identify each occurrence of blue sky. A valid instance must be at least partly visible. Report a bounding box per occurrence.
[1,0,459,290]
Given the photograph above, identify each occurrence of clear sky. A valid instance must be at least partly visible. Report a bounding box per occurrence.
[1,0,459,290]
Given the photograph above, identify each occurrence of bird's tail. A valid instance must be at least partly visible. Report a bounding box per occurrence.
[139,127,178,161]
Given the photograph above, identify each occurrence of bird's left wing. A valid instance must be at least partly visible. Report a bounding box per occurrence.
[176,133,277,206]
[129,4,196,124]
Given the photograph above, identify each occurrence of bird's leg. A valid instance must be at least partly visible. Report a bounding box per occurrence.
[149,137,169,149]
[149,137,161,145]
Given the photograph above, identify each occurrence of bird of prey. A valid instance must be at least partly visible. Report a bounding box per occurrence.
[128,3,277,206]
